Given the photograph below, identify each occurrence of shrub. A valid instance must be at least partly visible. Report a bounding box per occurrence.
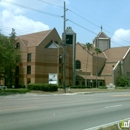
[117,76,129,87]
[98,86,107,89]
[58,84,62,88]
[27,83,58,92]
[18,84,26,88]
[44,84,58,91]
[27,83,44,90]
[71,85,86,89]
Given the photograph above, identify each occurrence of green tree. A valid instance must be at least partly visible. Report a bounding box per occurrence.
[95,48,102,88]
[83,42,92,87]
[0,30,20,87]
[9,28,16,45]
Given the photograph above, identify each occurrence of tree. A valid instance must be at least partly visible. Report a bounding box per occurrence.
[9,28,16,45]
[0,30,20,87]
[95,48,102,88]
[83,43,92,87]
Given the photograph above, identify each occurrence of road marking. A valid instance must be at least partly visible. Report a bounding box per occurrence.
[105,104,122,109]
[112,94,130,97]
[16,98,39,100]
[84,117,130,130]
[0,106,37,111]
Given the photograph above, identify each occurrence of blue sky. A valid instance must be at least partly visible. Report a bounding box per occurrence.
[0,0,130,47]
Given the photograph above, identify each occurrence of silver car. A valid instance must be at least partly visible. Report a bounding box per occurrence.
[0,85,7,90]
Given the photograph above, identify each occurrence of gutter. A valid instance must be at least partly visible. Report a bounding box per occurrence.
[112,60,120,85]
[123,47,130,60]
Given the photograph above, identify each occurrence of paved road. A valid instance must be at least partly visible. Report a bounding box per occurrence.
[0,92,130,130]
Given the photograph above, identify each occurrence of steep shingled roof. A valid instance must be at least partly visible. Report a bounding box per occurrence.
[78,42,106,58]
[96,32,109,38]
[18,29,52,47]
[101,46,130,75]
[104,46,130,62]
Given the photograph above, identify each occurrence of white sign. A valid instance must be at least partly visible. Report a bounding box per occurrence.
[49,73,58,84]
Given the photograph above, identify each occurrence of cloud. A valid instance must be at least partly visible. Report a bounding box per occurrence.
[0,0,70,13]
[112,28,130,47]
[0,0,70,35]
[1,10,50,35]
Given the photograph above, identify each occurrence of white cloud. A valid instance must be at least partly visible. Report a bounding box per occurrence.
[112,28,130,47]
[0,0,69,13]
[1,10,50,35]
[0,0,70,35]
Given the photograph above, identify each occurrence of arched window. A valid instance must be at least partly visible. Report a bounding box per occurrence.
[16,42,20,49]
[76,81,80,85]
[82,81,85,86]
[76,60,81,69]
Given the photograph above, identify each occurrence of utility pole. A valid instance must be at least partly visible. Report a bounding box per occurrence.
[72,32,76,87]
[62,1,67,93]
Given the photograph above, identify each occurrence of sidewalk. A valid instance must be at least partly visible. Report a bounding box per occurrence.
[29,88,130,95]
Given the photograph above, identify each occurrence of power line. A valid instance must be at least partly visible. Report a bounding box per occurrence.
[69,19,130,48]
[104,29,130,44]
[69,20,97,35]
[68,8,130,44]
[38,0,63,8]
[69,9,100,28]
[0,0,62,18]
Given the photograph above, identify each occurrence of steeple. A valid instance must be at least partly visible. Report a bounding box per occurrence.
[100,25,103,32]
[93,31,111,51]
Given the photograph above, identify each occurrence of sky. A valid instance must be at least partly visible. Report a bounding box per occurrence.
[0,0,130,47]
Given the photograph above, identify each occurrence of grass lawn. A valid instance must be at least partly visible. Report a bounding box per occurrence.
[0,89,30,96]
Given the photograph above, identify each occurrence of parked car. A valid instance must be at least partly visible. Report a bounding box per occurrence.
[0,85,7,90]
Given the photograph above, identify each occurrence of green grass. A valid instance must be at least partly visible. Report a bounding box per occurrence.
[0,89,30,96]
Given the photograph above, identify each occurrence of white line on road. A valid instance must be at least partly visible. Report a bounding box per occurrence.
[105,104,122,109]
[16,98,39,100]
[0,106,37,111]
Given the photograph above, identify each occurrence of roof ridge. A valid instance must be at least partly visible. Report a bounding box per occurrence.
[18,29,52,37]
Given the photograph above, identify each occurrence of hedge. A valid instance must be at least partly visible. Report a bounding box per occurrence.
[70,85,86,89]
[27,83,58,92]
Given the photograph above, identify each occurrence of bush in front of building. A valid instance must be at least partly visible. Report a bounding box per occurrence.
[98,86,107,89]
[44,84,58,91]
[117,76,129,87]
[71,85,86,89]
[27,83,58,92]
[27,83,44,90]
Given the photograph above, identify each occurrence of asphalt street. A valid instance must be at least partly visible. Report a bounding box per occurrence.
[0,92,130,130]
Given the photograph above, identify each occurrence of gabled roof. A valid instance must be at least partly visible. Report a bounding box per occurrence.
[17,29,53,47]
[96,32,109,38]
[101,46,130,76]
[104,46,130,62]
[77,42,106,59]
[45,41,60,48]
[93,32,110,42]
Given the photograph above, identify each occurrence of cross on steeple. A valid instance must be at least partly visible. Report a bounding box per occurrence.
[100,25,103,32]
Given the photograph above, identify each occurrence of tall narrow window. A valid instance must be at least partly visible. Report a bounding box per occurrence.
[59,55,62,63]
[27,53,31,62]
[27,66,31,74]
[76,60,81,69]
[16,66,19,75]
[16,42,20,49]
[59,67,62,73]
